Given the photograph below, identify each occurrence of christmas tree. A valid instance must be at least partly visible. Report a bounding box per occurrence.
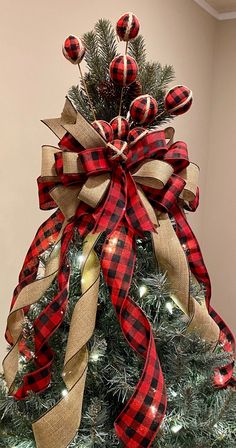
[1,13,235,448]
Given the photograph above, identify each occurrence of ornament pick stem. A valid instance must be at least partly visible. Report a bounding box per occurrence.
[78,64,97,121]
[63,34,97,121]
[115,13,140,117]
[118,41,129,117]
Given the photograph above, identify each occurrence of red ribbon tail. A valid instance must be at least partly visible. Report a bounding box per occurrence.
[171,204,236,388]
[100,222,166,447]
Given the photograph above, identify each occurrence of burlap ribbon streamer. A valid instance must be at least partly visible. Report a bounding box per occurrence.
[33,232,101,448]
[3,225,65,393]
[3,99,219,448]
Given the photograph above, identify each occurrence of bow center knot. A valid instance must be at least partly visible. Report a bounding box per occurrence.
[107,139,128,162]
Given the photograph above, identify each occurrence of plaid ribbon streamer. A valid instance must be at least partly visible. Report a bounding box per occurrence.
[5,209,64,351]
[5,123,235,448]
[13,221,73,399]
[101,224,166,447]
[172,204,236,387]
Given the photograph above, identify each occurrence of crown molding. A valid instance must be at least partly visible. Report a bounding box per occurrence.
[193,0,236,20]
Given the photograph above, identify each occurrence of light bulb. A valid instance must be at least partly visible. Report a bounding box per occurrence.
[78,254,84,267]
[139,285,147,298]
[171,423,182,433]
[170,389,177,397]
[165,301,173,314]
[61,389,68,397]
[91,352,100,362]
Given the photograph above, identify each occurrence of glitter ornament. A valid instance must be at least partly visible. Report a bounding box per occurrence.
[62,35,86,64]
[92,120,113,142]
[110,116,130,140]
[130,94,158,124]
[164,85,193,115]
[127,127,149,146]
[110,55,138,87]
[116,12,140,41]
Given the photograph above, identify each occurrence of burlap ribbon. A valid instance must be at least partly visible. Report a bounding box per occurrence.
[2,98,223,448]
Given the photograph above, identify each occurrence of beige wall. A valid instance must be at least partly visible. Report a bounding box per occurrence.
[201,19,236,333]
[0,0,235,366]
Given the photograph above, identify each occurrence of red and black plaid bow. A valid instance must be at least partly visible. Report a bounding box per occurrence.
[6,125,236,448]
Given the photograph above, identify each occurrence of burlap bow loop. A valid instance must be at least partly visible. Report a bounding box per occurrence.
[39,105,200,234]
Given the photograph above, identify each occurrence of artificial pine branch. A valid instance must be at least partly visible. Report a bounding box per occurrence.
[68,85,94,121]
[83,31,104,82]
[95,19,118,74]
[128,35,147,69]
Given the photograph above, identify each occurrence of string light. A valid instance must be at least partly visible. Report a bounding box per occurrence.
[218,374,224,384]
[139,285,147,298]
[165,301,174,314]
[150,405,157,416]
[90,352,100,362]
[170,389,178,397]
[106,237,118,253]
[171,423,183,433]
[61,389,68,397]
[213,422,226,439]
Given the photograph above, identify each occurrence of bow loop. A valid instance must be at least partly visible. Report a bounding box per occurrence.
[126,130,167,169]
[163,141,189,173]
[133,159,174,189]
[80,147,111,174]
[143,174,186,213]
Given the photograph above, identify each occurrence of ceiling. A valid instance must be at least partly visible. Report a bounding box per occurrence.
[206,0,236,12]
[193,0,236,18]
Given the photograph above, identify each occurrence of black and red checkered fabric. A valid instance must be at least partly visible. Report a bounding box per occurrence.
[110,55,138,87]
[101,224,166,447]
[6,125,235,448]
[130,95,158,125]
[62,35,85,64]
[13,221,74,399]
[92,120,113,142]
[164,85,193,116]
[172,204,236,388]
[128,127,147,146]
[110,116,130,140]
[116,12,140,41]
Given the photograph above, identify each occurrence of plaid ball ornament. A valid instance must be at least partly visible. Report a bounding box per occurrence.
[62,35,85,64]
[130,94,158,124]
[110,116,130,140]
[116,12,140,41]
[107,139,128,162]
[127,127,148,146]
[110,55,138,87]
[164,85,193,115]
[92,120,113,142]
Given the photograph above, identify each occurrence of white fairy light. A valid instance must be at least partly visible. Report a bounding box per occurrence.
[170,389,178,397]
[171,423,183,433]
[139,285,147,298]
[165,301,173,314]
[106,237,118,254]
[90,352,100,362]
[150,405,157,416]
[77,254,84,267]
[61,389,68,397]
[213,422,226,439]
